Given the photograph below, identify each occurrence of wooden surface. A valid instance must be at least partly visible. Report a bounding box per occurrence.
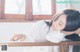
[0,41,80,52]
[0,41,80,47]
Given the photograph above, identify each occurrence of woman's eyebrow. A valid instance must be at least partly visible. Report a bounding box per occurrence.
[60,20,64,25]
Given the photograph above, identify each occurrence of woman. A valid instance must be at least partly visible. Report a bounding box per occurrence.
[11,9,80,52]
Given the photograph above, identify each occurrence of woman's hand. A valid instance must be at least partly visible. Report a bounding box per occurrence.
[75,28,80,34]
[62,28,80,35]
[11,34,26,41]
[61,31,75,35]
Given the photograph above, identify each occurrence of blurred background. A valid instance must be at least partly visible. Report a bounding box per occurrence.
[0,0,80,21]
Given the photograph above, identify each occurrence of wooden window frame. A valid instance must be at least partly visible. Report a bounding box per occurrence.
[0,0,5,19]
[0,0,56,21]
[26,0,56,20]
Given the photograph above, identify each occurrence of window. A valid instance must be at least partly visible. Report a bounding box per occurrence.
[27,0,56,20]
[0,0,56,21]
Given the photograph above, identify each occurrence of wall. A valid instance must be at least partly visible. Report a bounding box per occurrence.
[0,22,34,43]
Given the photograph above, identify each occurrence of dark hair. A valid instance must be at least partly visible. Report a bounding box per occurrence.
[65,34,80,41]
[45,9,80,31]
[63,9,80,31]
[45,9,80,52]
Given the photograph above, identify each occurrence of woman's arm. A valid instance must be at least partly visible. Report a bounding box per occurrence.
[62,28,80,35]
[11,34,26,41]
[75,28,80,34]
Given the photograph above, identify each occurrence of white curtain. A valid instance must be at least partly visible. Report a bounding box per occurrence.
[32,0,52,15]
[5,0,25,14]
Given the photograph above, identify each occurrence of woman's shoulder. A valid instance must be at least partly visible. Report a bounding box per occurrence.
[33,20,50,28]
[35,20,51,25]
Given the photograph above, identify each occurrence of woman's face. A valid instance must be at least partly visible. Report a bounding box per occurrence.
[51,14,67,31]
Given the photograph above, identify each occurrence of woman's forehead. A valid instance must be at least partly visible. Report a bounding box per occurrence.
[59,14,67,19]
[59,14,67,24]
[55,13,67,21]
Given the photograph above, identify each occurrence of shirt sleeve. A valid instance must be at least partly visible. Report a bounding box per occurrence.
[46,31,66,43]
[25,20,44,42]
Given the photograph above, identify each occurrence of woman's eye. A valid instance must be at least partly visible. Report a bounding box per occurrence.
[59,23,62,26]
[53,17,59,22]
[53,19,56,22]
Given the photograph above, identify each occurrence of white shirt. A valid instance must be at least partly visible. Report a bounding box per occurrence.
[26,20,66,43]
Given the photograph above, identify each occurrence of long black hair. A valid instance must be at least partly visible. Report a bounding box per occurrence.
[63,9,80,31]
[64,9,80,51]
[45,9,80,31]
[45,9,80,52]
[45,9,80,39]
